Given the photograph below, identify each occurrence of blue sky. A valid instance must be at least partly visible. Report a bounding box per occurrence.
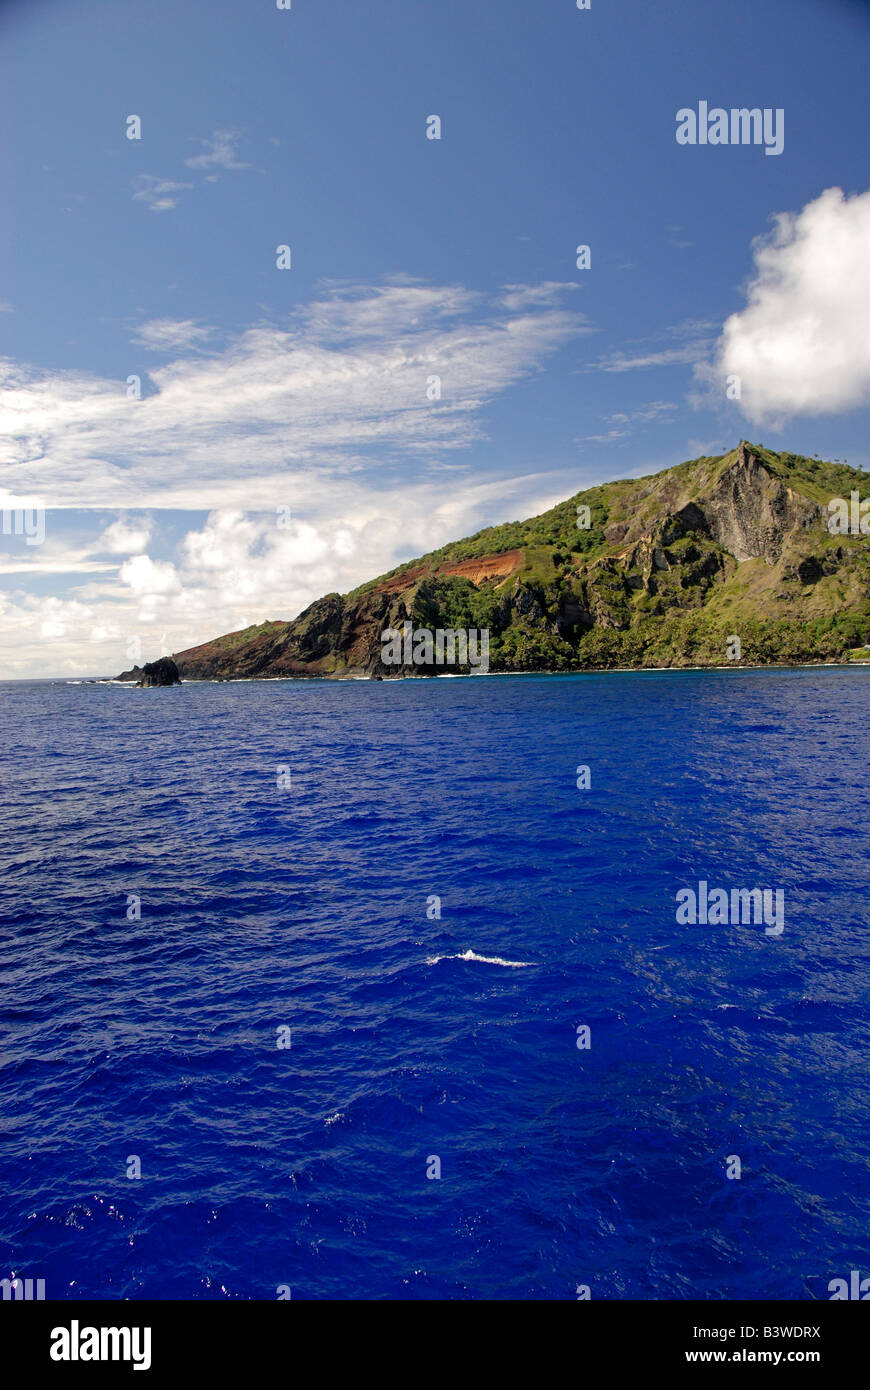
[2,0,869,676]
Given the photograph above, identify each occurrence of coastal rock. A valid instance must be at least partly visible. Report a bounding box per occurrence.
[136,657,182,687]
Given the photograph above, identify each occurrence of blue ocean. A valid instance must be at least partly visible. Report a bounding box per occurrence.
[1,668,868,1301]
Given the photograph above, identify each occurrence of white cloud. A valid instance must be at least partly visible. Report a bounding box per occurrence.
[145,469,571,646]
[0,281,584,510]
[118,554,181,596]
[300,282,481,339]
[609,402,676,425]
[99,518,152,554]
[0,467,579,678]
[578,400,676,443]
[589,343,707,373]
[132,319,214,352]
[132,174,193,213]
[499,282,580,311]
[184,129,248,171]
[705,187,870,424]
[586,319,716,375]
[0,553,117,576]
[0,279,592,675]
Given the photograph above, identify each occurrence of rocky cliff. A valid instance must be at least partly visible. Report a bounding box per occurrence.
[117,442,870,680]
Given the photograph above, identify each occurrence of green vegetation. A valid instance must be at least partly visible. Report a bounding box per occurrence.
[169,442,870,680]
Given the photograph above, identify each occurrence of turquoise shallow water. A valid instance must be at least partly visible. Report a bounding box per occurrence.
[0,668,868,1299]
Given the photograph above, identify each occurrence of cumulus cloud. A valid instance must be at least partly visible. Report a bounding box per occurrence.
[118,554,181,597]
[0,467,577,678]
[705,187,870,424]
[99,518,152,554]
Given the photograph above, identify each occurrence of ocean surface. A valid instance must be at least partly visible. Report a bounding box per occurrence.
[1,668,868,1301]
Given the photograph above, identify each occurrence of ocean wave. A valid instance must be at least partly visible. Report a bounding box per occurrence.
[426,949,534,968]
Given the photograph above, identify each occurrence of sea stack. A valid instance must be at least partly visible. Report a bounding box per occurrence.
[136,657,182,687]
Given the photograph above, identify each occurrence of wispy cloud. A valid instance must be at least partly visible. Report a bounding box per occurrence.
[499,282,581,312]
[131,130,249,215]
[184,128,248,171]
[0,516,153,578]
[300,281,482,340]
[132,319,215,352]
[132,174,193,213]
[578,400,677,443]
[0,279,591,675]
[587,344,708,373]
[0,280,585,510]
[664,224,694,249]
[584,319,716,375]
[0,537,119,577]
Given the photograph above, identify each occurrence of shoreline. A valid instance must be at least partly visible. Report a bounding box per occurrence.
[33,657,870,685]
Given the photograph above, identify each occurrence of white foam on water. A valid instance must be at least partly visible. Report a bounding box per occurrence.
[426,949,534,968]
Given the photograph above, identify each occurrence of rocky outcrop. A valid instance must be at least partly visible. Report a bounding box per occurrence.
[696,441,820,563]
[124,657,182,687]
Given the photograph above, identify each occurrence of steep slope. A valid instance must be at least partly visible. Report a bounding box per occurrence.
[118,442,870,680]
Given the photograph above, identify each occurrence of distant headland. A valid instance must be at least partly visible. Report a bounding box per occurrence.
[117,443,870,682]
